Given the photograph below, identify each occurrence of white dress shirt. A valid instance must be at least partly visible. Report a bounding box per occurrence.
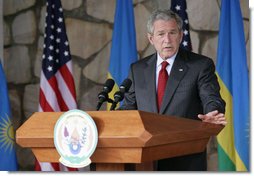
[156,53,177,91]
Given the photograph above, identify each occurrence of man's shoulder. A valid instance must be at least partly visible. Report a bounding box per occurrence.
[180,49,214,64]
[180,48,209,59]
[132,53,156,66]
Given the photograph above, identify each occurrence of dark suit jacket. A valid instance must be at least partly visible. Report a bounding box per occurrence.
[121,48,225,171]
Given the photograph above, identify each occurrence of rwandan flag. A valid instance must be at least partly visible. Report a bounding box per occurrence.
[216,0,249,171]
[107,0,138,109]
[0,61,18,171]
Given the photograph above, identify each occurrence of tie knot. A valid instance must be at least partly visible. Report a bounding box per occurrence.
[161,61,169,70]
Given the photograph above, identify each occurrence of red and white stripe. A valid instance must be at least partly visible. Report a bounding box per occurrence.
[36,60,77,171]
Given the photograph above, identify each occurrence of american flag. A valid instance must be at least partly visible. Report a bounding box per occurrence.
[171,0,192,51]
[36,0,77,171]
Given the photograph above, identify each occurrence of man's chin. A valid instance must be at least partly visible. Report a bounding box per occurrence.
[161,52,175,59]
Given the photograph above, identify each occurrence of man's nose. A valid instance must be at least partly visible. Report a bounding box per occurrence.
[164,33,172,43]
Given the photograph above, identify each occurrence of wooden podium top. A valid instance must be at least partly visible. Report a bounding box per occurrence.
[16,110,223,163]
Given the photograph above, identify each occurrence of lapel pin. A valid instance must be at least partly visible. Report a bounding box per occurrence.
[179,68,183,72]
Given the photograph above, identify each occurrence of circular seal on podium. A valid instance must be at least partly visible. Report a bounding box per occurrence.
[54,109,98,168]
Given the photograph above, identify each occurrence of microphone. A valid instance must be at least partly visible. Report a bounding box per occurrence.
[96,79,115,110]
[102,79,115,93]
[119,78,132,93]
[110,78,132,110]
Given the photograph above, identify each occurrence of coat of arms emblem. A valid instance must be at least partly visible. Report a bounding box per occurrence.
[54,109,98,168]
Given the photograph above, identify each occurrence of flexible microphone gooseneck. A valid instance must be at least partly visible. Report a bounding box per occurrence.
[96,79,115,110]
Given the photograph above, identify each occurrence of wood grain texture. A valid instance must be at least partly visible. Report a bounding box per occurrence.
[16,110,224,170]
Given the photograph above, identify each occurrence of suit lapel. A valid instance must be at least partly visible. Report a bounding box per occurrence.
[160,50,189,114]
[143,54,158,113]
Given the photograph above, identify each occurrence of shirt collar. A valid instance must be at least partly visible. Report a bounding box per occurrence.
[156,52,177,67]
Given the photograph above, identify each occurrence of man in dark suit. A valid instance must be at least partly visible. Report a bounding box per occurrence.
[120,9,226,171]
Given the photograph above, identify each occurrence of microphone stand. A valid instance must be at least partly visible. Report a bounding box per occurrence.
[110,102,117,111]
[96,98,114,111]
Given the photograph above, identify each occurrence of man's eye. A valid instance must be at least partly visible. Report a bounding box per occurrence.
[170,31,177,35]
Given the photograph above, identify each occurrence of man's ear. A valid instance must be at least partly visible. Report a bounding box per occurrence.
[179,30,183,43]
[147,33,154,45]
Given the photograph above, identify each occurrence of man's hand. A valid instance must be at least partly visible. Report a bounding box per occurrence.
[198,110,227,125]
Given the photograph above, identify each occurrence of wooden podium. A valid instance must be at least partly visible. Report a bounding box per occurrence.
[16,110,223,171]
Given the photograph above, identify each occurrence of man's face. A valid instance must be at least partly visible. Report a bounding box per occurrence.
[148,19,183,59]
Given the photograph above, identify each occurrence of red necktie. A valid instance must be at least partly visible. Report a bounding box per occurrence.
[157,61,169,111]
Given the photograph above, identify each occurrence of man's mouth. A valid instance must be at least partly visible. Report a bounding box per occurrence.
[164,46,173,50]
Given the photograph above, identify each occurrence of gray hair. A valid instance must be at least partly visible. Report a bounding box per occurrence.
[147,9,183,34]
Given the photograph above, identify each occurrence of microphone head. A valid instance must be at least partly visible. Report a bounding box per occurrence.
[103,79,115,93]
[98,91,108,100]
[119,78,132,93]
[114,91,124,102]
